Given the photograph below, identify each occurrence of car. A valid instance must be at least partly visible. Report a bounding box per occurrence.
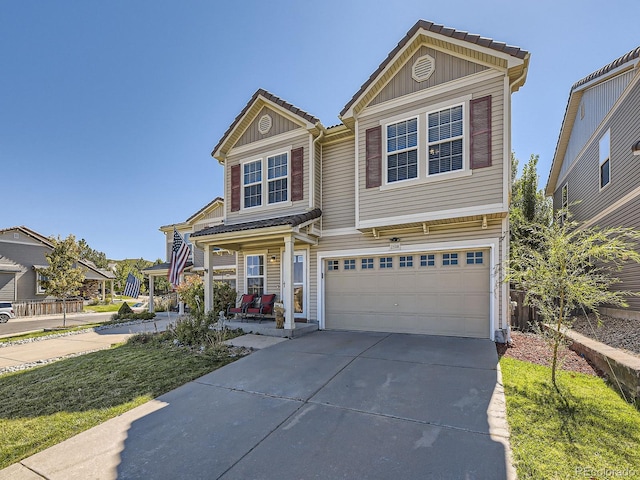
[0,302,15,323]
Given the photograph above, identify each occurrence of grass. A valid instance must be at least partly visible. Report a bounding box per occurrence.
[85,303,129,313]
[0,339,237,469]
[0,324,103,343]
[500,357,640,479]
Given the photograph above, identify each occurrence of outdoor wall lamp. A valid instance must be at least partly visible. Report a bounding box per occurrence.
[632,140,640,156]
[270,255,277,263]
[390,237,400,242]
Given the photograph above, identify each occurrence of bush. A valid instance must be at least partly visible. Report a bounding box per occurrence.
[214,282,237,318]
[111,311,156,322]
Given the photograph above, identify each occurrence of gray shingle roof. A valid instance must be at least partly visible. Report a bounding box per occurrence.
[192,209,322,237]
[571,45,640,91]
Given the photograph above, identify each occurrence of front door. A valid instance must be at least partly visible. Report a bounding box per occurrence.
[282,250,307,319]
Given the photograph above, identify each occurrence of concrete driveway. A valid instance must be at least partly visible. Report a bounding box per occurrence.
[3,331,513,479]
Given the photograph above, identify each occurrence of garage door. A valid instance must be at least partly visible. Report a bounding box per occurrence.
[324,250,490,338]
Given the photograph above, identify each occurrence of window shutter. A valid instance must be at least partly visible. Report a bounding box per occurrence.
[231,164,241,212]
[366,126,382,188]
[291,147,304,201]
[470,95,492,169]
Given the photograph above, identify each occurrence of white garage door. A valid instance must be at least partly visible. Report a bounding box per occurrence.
[324,250,490,338]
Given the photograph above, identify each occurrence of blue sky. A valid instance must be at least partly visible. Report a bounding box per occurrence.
[1,1,638,261]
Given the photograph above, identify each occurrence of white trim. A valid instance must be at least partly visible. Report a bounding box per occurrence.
[581,183,640,229]
[500,217,508,331]
[228,130,302,156]
[240,146,293,212]
[359,70,502,119]
[357,203,506,229]
[316,237,499,340]
[383,114,420,185]
[355,118,360,228]
[379,169,472,191]
[321,227,361,237]
[309,134,314,209]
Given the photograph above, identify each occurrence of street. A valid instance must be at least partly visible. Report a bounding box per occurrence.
[0,312,116,337]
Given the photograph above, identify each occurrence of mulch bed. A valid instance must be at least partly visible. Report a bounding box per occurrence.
[496,331,602,377]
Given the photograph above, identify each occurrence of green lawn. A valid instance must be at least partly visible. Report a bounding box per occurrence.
[501,357,640,479]
[0,341,236,469]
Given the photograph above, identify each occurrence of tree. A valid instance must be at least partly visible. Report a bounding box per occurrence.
[39,234,86,327]
[77,238,108,269]
[510,153,552,262]
[508,212,640,389]
[176,275,205,318]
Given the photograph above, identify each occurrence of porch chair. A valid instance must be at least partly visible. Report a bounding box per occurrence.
[227,294,256,320]
[245,294,276,323]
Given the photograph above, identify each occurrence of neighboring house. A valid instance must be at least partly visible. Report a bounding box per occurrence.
[192,20,529,339]
[546,45,640,319]
[144,197,237,310]
[0,226,115,303]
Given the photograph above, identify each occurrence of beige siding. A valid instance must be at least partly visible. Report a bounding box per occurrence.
[225,131,312,224]
[236,107,300,147]
[358,75,506,224]
[553,79,640,222]
[370,46,488,106]
[321,139,356,230]
[212,252,236,268]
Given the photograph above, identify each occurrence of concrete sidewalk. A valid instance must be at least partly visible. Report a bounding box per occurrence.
[0,315,176,371]
[1,331,514,479]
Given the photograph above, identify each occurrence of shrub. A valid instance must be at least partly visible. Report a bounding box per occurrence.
[214,282,237,318]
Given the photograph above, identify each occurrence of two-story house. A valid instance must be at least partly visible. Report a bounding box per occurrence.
[546,46,640,319]
[192,20,529,340]
[145,197,236,311]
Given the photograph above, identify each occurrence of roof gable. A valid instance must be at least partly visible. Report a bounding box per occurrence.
[546,46,640,195]
[212,89,321,162]
[340,20,528,125]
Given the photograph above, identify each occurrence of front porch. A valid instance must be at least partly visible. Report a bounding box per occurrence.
[192,209,322,331]
[223,317,319,338]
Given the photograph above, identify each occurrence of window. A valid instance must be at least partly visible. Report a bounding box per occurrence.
[380,257,393,269]
[443,253,458,266]
[246,255,264,295]
[599,130,610,189]
[327,260,339,271]
[420,254,435,267]
[243,160,262,208]
[386,117,418,183]
[267,153,288,204]
[561,183,568,225]
[344,259,355,270]
[466,251,483,265]
[399,256,413,267]
[36,269,48,294]
[428,105,463,175]
[361,258,374,269]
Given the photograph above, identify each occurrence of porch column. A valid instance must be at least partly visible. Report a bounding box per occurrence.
[204,246,213,313]
[101,281,106,301]
[283,234,295,330]
[178,272,184,315]
[110,280,114,303]
[148,275,154,313]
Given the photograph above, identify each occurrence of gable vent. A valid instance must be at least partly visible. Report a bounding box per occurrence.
[412,54,435,82]
[258,114,273,135]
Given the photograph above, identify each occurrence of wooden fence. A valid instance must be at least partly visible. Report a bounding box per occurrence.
[13,299,84,317]
[510,290,540,331]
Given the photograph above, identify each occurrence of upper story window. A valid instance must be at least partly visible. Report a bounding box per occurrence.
[599,130,610,189]
[371,95,484,190]
[386,117,418,183]
[267,153,288,204]
[243,160,262,208]
[428,104,464,175]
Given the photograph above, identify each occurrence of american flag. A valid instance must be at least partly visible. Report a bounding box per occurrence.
[168,228,190,288]
[123,272,141,298]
